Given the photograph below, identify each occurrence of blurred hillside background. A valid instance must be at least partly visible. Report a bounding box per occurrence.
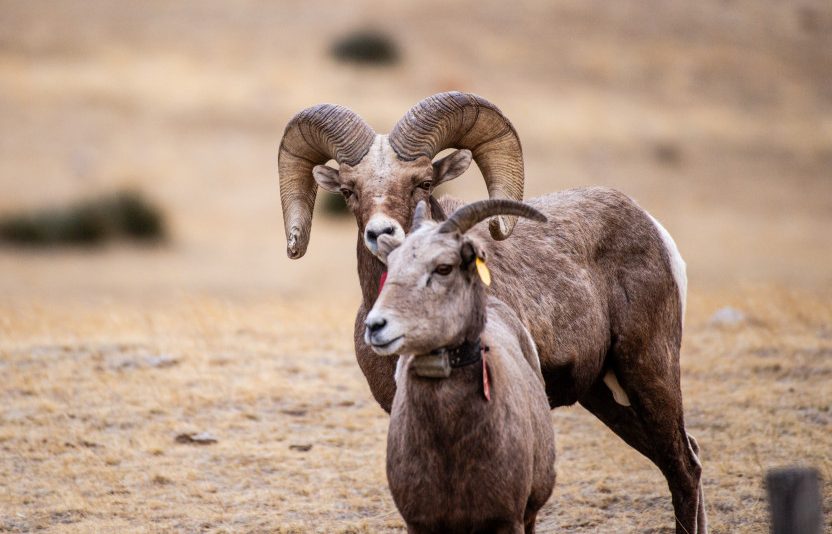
[1,0,830,302]
[2,2,831,532]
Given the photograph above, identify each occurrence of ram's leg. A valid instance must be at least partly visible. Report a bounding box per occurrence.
[687,433,708,533]
[579,347,705,533]
[354,304,397,413]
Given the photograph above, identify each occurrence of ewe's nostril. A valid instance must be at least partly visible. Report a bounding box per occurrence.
[366,317,387,334]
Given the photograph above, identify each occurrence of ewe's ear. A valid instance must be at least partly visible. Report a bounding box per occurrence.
[460,236,486,270]
[432,149,472,187]
[376,234,403,264]
[312,164,341,193]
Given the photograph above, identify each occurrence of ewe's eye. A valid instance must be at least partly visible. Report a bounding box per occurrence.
[340,188,353,199]
[418,180,432,191]
[434,264,453,276]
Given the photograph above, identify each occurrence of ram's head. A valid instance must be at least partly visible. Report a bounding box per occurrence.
[278,91,525,259]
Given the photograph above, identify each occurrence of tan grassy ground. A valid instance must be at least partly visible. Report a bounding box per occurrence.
[1,289,830,533]
[1,0,831,532]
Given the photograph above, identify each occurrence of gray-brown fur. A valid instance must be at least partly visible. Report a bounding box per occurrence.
[278,93,707,534]
[367,202,555,533]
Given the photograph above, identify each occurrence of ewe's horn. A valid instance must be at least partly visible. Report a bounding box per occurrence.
[410,200,430,231]
[389,92,525,240]
[278,104,375,259]
[428,196,447,222]
[439,199,546,236]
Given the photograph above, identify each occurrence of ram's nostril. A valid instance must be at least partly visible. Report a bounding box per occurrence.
[366,226,395,242]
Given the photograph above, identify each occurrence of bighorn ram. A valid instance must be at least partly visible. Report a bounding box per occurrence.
[278,92,707,533]
[368,199,556,534]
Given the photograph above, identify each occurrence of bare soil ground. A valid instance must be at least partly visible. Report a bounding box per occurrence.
[1,0,830,532]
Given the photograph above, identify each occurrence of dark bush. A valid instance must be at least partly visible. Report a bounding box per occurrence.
[319,193,350,217]
[111,190,166,239]
[0,190,167,247]
[331,29,400,66]
[653,142,683,166]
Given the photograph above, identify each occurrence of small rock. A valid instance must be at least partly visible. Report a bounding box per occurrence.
[289,443,313,452]
[175,432,218,445]
[709,307,746,327]
[146,355,178,368]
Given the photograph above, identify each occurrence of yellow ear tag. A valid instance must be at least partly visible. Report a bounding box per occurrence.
[475,257,491,286]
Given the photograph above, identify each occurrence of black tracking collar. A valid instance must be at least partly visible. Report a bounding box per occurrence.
[431,338,486,368]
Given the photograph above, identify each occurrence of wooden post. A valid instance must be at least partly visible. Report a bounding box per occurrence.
[766,466,823,534]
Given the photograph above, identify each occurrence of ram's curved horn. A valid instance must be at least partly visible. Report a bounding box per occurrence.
[278,104,375,258]
[439,199,546,236]
[389,92,524,240]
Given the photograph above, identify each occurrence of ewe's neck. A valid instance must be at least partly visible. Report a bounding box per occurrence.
[460,282,488,345]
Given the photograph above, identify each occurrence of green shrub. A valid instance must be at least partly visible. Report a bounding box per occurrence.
[0,190,166,247]
[319,193,350,217]
[331,30,400,66]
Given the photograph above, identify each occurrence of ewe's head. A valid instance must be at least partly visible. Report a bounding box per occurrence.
[278,92,525,259]
[364,199,546,356]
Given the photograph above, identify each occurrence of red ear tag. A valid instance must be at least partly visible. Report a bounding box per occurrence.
[482,352,491,402]
[378,271,387,294]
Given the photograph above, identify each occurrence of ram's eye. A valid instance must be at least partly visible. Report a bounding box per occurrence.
[340,188,353,199]
[434,264,453,276]
[418,180,432,191]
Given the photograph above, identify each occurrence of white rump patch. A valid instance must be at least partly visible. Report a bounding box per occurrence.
[603,370,631,406]
[647,213,687,323]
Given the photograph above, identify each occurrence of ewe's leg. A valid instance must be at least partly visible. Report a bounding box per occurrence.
[579,345,705,533]
[406,524,435,534]
[523,510,538,534]
[353,304,397,412]
[491,521,524,534]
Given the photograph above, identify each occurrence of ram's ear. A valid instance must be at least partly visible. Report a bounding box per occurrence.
[312,164,341,193]
[376,233,403,264]
[432,149,472,187]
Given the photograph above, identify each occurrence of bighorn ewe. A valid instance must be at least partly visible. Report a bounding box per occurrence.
[278,92,707,534]
[368,199,556,534]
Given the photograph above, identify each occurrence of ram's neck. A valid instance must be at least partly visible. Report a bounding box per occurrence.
[357,233,386,307]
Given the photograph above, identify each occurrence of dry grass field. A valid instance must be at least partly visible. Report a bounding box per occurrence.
[1,290,831,533]
[1,0,831,532]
